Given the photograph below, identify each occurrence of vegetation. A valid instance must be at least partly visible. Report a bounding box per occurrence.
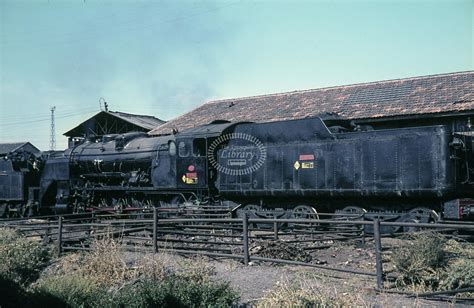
[32,246,238,307]
[2,225,473,307]
[0,228,52,286]
[256,276,350,307]
[392,231,474,294]
[0,231,238,307]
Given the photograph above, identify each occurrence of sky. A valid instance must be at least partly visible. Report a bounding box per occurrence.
[1,0,473,150]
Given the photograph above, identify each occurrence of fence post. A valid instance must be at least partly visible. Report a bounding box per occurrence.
[273,214,278,240]
[361,213,366,246]
[57,216,63,257]
[153,207,158,253]
[373,218,384,289]
[242,212,250,265]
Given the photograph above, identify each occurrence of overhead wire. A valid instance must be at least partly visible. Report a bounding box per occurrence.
[0,109,98,126]
[0,106,99,122]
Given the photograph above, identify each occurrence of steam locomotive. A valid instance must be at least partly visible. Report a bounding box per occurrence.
[1,117,473,223]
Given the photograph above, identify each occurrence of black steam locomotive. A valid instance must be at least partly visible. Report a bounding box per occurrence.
[1,117,473,223]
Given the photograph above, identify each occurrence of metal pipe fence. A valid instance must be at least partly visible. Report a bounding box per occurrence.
[1,211,473,296]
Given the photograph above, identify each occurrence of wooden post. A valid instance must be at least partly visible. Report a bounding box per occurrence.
[242,213,250,265]
[373,219,384,289]
[153,207,158,253]
[57,216,63,257]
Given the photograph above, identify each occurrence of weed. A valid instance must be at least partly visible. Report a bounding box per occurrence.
[0,228,52,286]
[176,255,216,283]
[392,231,474,295]
[257,276,346,307]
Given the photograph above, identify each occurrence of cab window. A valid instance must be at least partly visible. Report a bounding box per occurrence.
[178,141,189,157]
[193,138,206,157]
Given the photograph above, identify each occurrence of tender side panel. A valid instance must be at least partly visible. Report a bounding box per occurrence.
[219,125,452,198]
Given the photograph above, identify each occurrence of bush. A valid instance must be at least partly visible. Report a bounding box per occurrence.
[32,273,106,307]
[113,277,238,308]
[31,238,239,307]
[0,228,52,286]
[439,259,474,290]
[392,231,446,290]
[32,272,237,307]
[392,232,474,294]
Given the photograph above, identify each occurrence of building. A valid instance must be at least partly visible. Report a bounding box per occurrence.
[0,142,40,157]
[149,71,473,135]
[64,110,166,146]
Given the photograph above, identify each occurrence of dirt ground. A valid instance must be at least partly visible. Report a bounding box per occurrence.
[207,239,470,307]
[124,237,472,307]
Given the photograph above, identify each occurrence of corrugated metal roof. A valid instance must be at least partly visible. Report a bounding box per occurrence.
[149,71,474,135]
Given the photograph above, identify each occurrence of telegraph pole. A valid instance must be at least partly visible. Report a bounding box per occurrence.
[50,106,56,151]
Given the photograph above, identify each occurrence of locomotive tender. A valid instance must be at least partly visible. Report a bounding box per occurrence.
[1,117,473,223]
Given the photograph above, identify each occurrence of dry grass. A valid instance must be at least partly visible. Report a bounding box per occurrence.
[256,273,368,307]
[83,236,137,285]
[42,236,220,287]
[134,252,172,281]
[175,255,216,283]
[42,236,135,287]
[40,236,173,288]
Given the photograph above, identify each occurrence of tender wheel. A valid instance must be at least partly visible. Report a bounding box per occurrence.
[333,206,367,233]
[236,204,262,219]
[291,205,319,219]
[402,207,439,232]
[406,207,439,223]
[236,204,269,229]
[338,206,367,220]
[364,212,401,235]
[289,205,319,228]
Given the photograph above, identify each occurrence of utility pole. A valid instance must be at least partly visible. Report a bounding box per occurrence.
[50,106,56,151]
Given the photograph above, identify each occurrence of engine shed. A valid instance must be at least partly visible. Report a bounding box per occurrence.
[64,110,165,148]
[149,71,473,136]
[0,142,40,158]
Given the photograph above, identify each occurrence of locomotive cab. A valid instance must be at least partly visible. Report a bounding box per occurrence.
[170,122,242,199]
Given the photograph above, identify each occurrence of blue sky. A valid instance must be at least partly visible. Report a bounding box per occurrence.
[1,0,472,150]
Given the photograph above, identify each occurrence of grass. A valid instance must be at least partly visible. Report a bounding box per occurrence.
[256,275,357,307]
